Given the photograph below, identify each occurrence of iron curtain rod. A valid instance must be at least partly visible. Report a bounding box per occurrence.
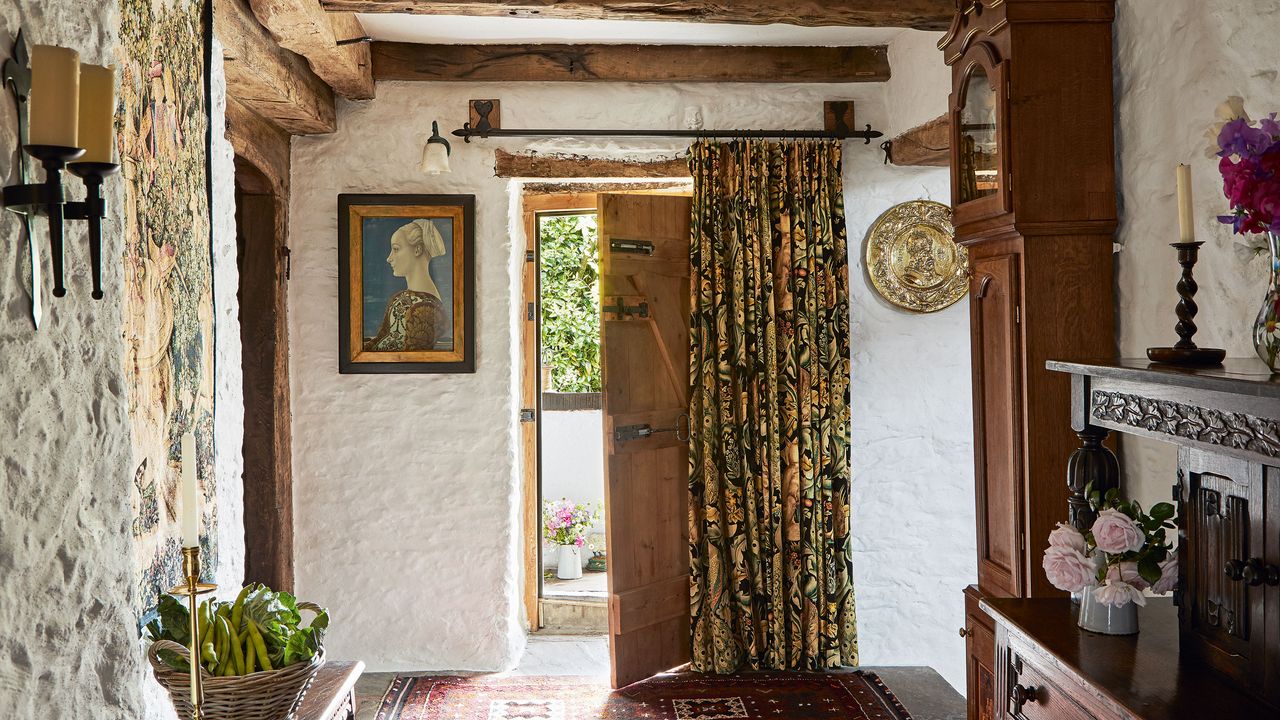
[452,123,884,144]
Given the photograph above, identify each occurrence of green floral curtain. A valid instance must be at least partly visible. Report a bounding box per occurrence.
[688,139,856,673]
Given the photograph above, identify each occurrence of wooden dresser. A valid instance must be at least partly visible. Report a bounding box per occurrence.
[978,360,1280,719]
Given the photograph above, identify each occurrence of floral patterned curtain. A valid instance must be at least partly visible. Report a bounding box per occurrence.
[688,139,856,673]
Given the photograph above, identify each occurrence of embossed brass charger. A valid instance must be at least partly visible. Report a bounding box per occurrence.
[864,200,968,313]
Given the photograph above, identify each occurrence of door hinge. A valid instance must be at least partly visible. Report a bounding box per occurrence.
[527,302,536,321]
[1019,532,1026,551]
[610,239,654,255]
[1014,305,1021,325]
[525,250,536,263]
[519,409,536,423]
[281,246,292,280]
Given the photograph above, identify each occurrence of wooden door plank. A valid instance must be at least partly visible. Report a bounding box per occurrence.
[601,193,693,689]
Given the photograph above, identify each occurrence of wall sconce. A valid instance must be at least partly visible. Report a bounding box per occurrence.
[2,30,118,301]
[420,121,451,175]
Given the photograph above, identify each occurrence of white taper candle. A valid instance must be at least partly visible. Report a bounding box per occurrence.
[1176,163,1196,242]
[181,431,200,548]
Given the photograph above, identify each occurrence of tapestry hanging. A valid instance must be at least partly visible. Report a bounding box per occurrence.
[115,0,217,617]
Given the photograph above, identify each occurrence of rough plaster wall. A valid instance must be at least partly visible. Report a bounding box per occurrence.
[0,12,243,720]
[1114,0,1280,507]
[541,409,606,569]
[846,31,975,694]
[0,6,143,720]
[288,76,972,681]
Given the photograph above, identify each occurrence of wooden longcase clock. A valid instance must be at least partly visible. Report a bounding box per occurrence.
[942,2,1120,719]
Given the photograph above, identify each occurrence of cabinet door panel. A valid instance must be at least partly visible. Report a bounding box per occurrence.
[1181,449,1266,694]
[970,253,1024,598]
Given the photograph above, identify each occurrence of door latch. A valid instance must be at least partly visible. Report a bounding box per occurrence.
[519,409,536,423]
[609,238,654,255]
[603,300,649,318]
[614,414,690,442]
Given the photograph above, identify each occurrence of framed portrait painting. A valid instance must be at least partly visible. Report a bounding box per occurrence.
[338,194,476,374]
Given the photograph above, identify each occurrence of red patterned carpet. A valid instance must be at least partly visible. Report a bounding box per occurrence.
[374,671,912,720]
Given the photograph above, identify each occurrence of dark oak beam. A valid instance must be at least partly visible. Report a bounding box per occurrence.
[248,0,375,100]
[322,0,954,31]
[226,96,291,195]
[495,149,691,178]
[217,0,337,134]
[889,113,949,167]
[373,43,890,83]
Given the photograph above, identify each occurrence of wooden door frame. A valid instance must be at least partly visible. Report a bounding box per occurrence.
[519,183,693,631]
[520,191,601,630]
[233,151,295,592]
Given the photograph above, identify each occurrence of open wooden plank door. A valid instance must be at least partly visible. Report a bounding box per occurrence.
[600,193,693,689]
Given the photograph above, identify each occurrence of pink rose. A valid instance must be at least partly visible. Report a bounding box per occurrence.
[1151,556,1179,595]
[1093,579,1147,608]
[1043,546,1095,593]
[1090,509,1145,555]
[1106,561,1149,591]
[1048,523,1088,554]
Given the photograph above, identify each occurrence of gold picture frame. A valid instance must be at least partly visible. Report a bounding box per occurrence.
[338,194,475,373]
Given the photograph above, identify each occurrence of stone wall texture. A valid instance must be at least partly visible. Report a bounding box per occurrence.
[288,30,977,689]
[1113,0,1280,505]
[0,8,242,720]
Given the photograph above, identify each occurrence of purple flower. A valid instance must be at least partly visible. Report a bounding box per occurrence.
[1262,113,1280,140]
[1219,117,1275,158]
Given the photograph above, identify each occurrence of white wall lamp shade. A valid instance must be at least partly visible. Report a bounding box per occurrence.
[420,120,452,174]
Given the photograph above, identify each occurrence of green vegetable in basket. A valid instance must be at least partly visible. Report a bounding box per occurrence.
[145,583,328,676]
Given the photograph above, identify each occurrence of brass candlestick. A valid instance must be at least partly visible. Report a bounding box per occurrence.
[1147,241,1227,366]
[169,546,217,720]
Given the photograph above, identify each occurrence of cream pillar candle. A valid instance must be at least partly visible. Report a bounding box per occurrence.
[181,431,200,548]
[29,45,80,148]
[1176,163,1196,242]
[77,64,115,163]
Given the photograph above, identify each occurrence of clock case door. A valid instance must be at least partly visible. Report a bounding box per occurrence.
[950,41,1012,230]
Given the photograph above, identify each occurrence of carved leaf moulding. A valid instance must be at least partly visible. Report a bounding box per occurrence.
[1090,390,1280,458]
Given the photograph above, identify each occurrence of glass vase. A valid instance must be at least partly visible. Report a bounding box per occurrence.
[1253,231,1280,372]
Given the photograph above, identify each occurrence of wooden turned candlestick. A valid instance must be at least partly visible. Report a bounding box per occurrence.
[1147,241,1226,366]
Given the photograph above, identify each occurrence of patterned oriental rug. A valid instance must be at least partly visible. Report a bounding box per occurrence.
[374,671,913,720]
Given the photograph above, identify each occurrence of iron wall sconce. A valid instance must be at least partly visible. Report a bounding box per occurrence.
[3,30,117,301]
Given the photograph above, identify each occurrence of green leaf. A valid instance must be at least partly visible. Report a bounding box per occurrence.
[1138,554,1163,585]
[1150,502,1176,522]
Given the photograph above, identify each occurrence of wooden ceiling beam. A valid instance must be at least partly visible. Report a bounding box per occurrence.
[320,0,954,31]
[495,149,690,178]
[217,0,337,135]
[247,0,375,100]
[225,96,292,195]
[888,114,949,167]
[373,43,890,83]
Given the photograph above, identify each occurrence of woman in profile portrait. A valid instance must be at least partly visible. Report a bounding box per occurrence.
[364,219,448,351]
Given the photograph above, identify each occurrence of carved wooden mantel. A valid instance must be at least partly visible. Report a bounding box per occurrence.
[1050,359,1280,467]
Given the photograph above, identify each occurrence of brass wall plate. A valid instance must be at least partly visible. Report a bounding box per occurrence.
[864,200,968,313]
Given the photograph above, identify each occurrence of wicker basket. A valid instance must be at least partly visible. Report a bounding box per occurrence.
[148,624,325,720]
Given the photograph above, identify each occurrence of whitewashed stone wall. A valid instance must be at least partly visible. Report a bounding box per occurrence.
[288,30,976,686]
[1114,0,1280,506]
[0,10,243,720]
[849,32,975,692]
